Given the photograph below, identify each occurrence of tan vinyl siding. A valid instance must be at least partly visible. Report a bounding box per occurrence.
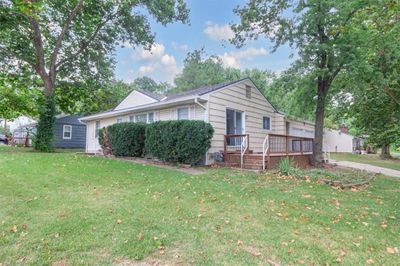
[85,104,206,153]
[208,80,278,155]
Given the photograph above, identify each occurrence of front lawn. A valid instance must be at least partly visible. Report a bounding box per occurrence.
[0,147,399,265]
[331,153,400,171]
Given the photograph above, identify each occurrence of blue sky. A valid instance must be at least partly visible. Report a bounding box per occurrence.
[115,0,296,84]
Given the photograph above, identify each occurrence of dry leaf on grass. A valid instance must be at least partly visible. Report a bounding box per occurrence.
[11,225,17,233]
[116,219,122,224]
[137,232,142,241]
[366,258,375,264]
[386,247,396,254]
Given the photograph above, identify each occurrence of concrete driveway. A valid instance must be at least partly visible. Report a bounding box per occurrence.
[331,160,400,178]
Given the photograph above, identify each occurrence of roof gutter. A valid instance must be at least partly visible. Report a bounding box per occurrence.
[80,96,207,122]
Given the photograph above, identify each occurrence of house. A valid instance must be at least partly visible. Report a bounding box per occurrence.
[323,125,365,153]
[81,78,316,169]
[0,115,36,133]
[13,115,86,148]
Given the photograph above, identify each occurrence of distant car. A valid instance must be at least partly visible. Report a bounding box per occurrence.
[0,133,8,145]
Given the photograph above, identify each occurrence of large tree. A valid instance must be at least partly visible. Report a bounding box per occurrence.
[336,0,400,158]
[0,0,189,151]
[231,0,369,164]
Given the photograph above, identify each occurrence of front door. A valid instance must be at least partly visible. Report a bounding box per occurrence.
[226,109,244,145]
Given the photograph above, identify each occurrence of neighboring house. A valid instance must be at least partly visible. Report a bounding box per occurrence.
[13,115,86,148]
[0,115,36,133]
[323,125,365,153]
[81,78,317,168]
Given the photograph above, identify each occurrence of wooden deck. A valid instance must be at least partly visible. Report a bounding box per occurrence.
[223,134,314,170]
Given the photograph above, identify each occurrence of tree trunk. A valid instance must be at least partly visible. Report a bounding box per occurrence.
[311,80,328,166]
[380,143,392,159]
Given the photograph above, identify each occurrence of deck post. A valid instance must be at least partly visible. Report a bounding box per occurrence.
[285,135,289,155]
[300,138,303,155]
[224,135,227,157]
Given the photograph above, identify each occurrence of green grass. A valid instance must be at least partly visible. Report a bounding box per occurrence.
[0,146,399,265]
[331,153,400,171]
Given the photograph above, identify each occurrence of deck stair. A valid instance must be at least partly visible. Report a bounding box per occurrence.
[225,152,268,170]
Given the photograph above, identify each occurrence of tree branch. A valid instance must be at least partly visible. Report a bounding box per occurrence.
[49,0,85,82]
[28,16,47,79]
[56,11,120,69]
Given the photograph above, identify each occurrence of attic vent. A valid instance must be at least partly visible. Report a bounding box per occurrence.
[245,85,251,98]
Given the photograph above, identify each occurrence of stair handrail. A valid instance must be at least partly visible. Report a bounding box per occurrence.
[262,134,270,170]
[240,135,248,168]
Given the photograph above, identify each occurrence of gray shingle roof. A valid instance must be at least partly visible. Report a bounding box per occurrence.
[136,89,164,101]
[163,78,249,101]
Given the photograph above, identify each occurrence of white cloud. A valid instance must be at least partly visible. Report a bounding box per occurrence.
[171,41,189,51]
[127,42,180,83]
[203,22,235,41]
[218,47,268,69]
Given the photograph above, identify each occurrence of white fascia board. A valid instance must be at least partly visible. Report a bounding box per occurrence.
[80,96,207,122]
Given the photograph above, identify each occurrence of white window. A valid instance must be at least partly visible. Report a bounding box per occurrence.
[148,112,154,123]
[95,121,101,138]
[117,118,123,123]
[263,116,271,130]
[63,125,72,139]
[177,107,189,120]
[135,114,147,123]
[129,115,134,122]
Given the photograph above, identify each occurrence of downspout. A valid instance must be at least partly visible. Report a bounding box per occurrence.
[195,97,210,165]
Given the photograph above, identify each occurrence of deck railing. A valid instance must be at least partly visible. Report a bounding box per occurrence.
[224,134,249,154]
[268,134,313,155]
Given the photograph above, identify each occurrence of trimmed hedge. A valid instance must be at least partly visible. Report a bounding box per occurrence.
[145,120,214,164]
[106,122,147,157]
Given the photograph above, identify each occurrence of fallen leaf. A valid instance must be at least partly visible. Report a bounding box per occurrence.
[386,247,395,254]
[267,258,281,266]
[116,219,122,224]
[237,240,243,246]
[11,225,17,233]
[380,220,387,229]
[22,224,28,230]
[366,259,375,264]
[137,232,142,241]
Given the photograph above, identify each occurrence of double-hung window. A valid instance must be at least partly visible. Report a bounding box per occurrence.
[63,125,72,139]
[263,116,271,130]
[135,114,147,123]
[95,121,101,138]
[177,107,189,120]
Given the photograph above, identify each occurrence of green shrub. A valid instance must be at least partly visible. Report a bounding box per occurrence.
[278,157,294,176]
[145,120,214,165]
[107,122,147,157]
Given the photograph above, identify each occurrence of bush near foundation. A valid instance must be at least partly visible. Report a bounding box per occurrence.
[145,120,214,164]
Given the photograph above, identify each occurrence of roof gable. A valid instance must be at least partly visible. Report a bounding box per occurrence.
[114,90,159,110]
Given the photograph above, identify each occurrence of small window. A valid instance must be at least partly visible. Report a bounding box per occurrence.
[95,121,101,138]
[117,118,123,123]
[263,116,271,130]
[63,125,72,139]
[177,107,189,120]
[135,114,147,123]
[148,112,154,123]
[129,115,134,122]
[246,85,251,98]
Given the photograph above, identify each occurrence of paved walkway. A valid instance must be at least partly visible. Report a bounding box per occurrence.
[331,160,400,178]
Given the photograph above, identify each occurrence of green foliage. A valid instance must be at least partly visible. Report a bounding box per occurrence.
[278,157,295,176]
[107,122,147,157]
[33,94,56,152]
[145,120,214,164]
[131,77,171,95]
[0,73,40,120]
